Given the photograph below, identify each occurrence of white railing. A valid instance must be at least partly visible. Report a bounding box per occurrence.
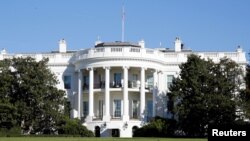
[1,48,241,64]
[111,47,122,52]
[75,47,244,64]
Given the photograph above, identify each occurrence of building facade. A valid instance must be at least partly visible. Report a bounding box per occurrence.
[0,38,247,137]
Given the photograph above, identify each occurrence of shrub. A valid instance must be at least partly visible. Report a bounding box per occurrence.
[58,118,94,137]
[133,116,176,137]
[0,126,21,137]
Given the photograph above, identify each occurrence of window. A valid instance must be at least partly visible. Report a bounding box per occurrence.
[83,101,89,117]
[167,75,174,89]
[113,99,121,118]
[147,100,153,119]
[114,73,122,87]
[132,100,139,119]
[98,100,103,118]
[131,74,138,88]
[132,74,138,80]
[146,75,153,89]
[83,76,89,89]
[63,75,71,89]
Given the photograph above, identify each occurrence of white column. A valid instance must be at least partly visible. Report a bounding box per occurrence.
[123,66,129,121]
[103,66,110,121]
[157,71,163,91]
[140,67,146,119]
[157,70,164,117]
[78,69,83,119]
[87,68,94,121]
[153,70,158,117]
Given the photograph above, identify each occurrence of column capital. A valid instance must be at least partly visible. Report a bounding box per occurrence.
[103,66,111,70]
[158,70,163,74]
[86,67,93,71]
[122,66,130,69]
[152,69,158,72]
[77,69,82,73]
[141,67,147,71]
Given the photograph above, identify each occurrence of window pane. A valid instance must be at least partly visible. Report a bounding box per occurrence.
[64,75,71,89]
[114,73,122,87]
[114,100,121,117]
[83,101,89,117]
[83,76,89,89]
[99,100,103,118]
[132,100,139,119]
[167,75,174,88]
[147,100,153,119]
[146,75,153,88]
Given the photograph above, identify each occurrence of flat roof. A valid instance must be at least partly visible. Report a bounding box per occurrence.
[95,41,140,48]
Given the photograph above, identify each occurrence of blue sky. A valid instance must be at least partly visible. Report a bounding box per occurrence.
[0,0,249,53]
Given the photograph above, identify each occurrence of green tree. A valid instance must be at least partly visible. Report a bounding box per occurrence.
[169,54,243,137]
[0,59,18,130]
[0,57,65,134]
[239,64,250,120]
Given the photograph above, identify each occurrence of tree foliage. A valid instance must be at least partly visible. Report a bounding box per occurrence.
[169,54,244,137]
[239,64,250,119]
[133,117,176,137]
[57,117,94,137]
[0,57,94,136]
[0,57,65,134]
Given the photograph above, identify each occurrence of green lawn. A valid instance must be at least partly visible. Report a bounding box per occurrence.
[0,137,207,141]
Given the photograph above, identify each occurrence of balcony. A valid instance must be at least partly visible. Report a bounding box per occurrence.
[128,80,140,88]
[83,81,153,91]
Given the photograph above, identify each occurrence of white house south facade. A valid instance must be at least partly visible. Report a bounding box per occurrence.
[0,38,247,137]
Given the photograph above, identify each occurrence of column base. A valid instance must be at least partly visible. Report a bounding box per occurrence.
[103,115,110,121]
[140,114,145,121]
[122,115,130,121]
[86,115,93,122]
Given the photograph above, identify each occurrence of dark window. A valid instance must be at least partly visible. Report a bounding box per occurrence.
[114,100,121,117]
[83,101,89,117]
[167,75,174,89]
[64,75,71,89]
[114,73,122,87]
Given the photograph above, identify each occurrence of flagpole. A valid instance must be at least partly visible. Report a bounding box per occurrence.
[122,5,125,42]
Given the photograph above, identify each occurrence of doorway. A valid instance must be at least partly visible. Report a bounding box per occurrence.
[95,126,100,137]
[111,129,120,137]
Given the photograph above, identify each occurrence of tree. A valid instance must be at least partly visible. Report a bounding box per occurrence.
[169,54,243,137]
[0,57,65,134]
[0,59,18,130]
[239,64,250,120]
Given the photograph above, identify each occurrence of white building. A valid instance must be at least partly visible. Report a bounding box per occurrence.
[0,38,247,137]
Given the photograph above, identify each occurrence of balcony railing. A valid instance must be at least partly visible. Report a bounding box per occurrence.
[83,81,153,90]
[74,47,245,64]
[94,82,105,89]
[128,80,140,88]
[110,82,122,88]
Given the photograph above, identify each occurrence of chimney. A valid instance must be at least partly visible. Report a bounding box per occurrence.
[236,45,243,53]
[174,37,182,52]
[59,39,67,53]
[0,48,7,55]
[139,40,145,48]
[95,40,102,46]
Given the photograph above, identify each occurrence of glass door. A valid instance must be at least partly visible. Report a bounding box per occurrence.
[113,99,121,118]
[132,100,139,119]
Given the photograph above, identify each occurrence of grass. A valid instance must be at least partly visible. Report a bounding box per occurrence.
[0,137,207,141]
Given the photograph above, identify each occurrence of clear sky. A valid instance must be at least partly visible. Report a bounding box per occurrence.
[0,0,249,53]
